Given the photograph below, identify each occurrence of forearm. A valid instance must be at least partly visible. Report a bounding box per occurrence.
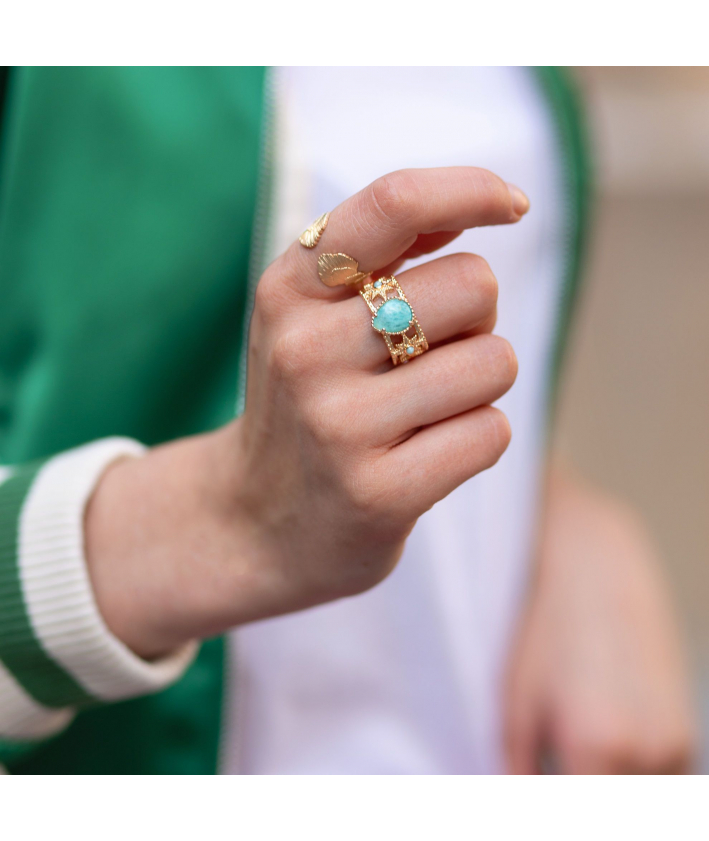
[0,440,197,744]
[2,166,524,743]
[79,167,524,667]
[84,423,281,660]
[505,462,696,774]
[538,464,683,637]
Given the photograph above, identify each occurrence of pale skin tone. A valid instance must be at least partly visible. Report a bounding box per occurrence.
[84,166,696,773]
[505,465,697,773]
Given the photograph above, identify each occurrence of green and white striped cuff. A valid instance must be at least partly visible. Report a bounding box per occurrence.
[0,439,197,741]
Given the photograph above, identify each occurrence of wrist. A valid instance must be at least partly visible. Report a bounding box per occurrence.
[85,424,270,659]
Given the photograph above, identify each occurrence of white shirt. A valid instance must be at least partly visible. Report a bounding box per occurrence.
[225,66,566,774]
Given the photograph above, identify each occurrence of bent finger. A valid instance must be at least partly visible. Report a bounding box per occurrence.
[381,405,512,516]
[279,167,528,299]
[367,334,517,444]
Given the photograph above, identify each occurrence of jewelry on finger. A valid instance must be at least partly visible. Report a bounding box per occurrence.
[299,212,330,248]
[361,276,428,365]
[318,253,372,287]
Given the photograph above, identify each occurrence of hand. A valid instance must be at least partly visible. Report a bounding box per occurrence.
[504,466,697,774]
[86,167,526,658]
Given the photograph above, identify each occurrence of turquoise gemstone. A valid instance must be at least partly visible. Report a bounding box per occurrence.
[372,298,413,334]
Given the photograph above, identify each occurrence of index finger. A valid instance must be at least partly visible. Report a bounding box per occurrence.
[281,167,529,298]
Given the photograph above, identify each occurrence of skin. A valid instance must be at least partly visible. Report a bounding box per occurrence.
[86,167,524,659]
[504,465,697,774]
[84,165,695,773]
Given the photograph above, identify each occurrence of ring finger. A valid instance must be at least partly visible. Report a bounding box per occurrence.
[320,251,499,370]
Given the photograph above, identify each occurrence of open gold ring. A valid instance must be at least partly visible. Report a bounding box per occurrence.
[299,213,374,288]
[360,277,428,365]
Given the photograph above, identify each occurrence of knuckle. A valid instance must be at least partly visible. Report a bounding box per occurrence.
[503,697,533,747]
[472,255,499,308]
[342,466,392,524]
[587,730,637,768]
[483,407,512,464]
[564,710,698,773]
[343,473,377,514]
[309,401,351,449]
[591,735,635,770]
[639,727,697,772]
[564,717,636,772]
[306,388,373,453]
[673,725,699,767]
[253,272,283,324]
[491,336,519,386]
[368,170,420,227]
[636,748,683,774]
[447,253,498,322]
[666,740,696,771]
[269,326,321,378]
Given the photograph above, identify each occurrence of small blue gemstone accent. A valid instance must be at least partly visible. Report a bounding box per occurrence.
[406,346,415,355]
[372,298,413,334]
[373,280,382,288]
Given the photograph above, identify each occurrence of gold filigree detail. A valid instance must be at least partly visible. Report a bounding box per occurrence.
[299,212,330,248]
[360,276,397,309]
[360,276,429,365]
[317,253,372,287]
[388,328,428,365]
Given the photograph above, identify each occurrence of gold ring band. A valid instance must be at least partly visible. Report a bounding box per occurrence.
[360,276,428,365]
[299,214,373,288]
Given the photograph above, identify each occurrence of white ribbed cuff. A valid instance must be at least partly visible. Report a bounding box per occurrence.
[18,438,197,702]
[0,658,74,740]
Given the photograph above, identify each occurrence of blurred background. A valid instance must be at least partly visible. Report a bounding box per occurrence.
[556,67,709,768]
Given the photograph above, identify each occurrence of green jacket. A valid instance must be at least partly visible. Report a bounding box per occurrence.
[0,67,590,774]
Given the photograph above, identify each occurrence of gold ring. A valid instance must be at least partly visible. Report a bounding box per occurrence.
[298,214,375,288]
[299,213,330,248]
[360,276,428,365]
[317,253,371,287]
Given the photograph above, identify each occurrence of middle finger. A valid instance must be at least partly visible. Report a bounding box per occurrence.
[318,251,498,371]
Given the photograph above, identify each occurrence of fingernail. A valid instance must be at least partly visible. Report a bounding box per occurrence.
[507,183,530,218]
